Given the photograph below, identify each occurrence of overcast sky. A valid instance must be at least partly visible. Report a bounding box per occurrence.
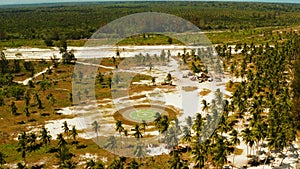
[0,0,299,5]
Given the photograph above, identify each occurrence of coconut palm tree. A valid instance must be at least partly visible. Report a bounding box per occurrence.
[109,157,124,169]
[24,107,30,120]
[24,91,30,107]
[55,137,75,169]
[192,142,207,169]
[141,120,147,134]
[157,115,169,135]
[62,121,69,135]
[40,127,51,148]
[241,128,254,159]
[10,101,18,115]
[133,142,146,163]
[165,126,179,148]
[127,159,139,169]
[201,100,209,115]
[85,159,96,169]
[105,136,117,157]
[115,120,124,148]
[182,126,192,144]
[192,113,203,137]
[154,112,161,125]
[17,132,28,165]
[70,126,78,144]
[92,120,100,137]
[168,150,184,169]
[0,151,6,167]
[56,133,66,147]
[86,160,104,169]
[185,116,193,129]
[151,77,156,86]
[212,135,230,169]
[132,125,143,140]
[229,129,240,167]
[115,120,124,136]
[214,88,223,105]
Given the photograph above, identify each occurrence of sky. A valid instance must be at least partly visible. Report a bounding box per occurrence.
[0,0,299,6]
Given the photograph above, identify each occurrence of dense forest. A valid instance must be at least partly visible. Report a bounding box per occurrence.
[0,1,300,42]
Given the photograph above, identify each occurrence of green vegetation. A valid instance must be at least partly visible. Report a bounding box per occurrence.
[0,1,299,168]
[0,2,300,47]
[117,34,183,46]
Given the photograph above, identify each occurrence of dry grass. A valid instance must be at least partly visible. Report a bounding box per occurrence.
[199,88,212,96]
[182,86,198,92]
[225,82,240,93]
[234,148,243,155]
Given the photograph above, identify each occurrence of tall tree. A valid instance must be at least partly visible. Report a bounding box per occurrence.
[70,126,78,142]
[10,101,18,116]
[40,127,51,148]
[92,121,100,138]
[62,121,69,135]
[132,125,143,140]
[0,151,7,167]
[133,143,146,163]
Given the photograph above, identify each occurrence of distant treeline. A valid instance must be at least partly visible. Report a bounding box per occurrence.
[0,1,299,42]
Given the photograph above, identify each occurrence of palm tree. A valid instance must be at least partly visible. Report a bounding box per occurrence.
[104,136,117,156]
[127,159,139,169]
[56,145,75,168]
[211,135,230,169]
[182,126,192,145]
[57,133,67,148]
[85,159,96,169]
[70,126,78,143]
[133,142,145,163]
[47,93,56,106]
[62,121,69,135]
[92,120,100,137]
[186,116,193,128]
[10,101,17,115]
[17,131,28,165]
[115,120,124,147]
[132,125,143,140]
[34,93,43,109]
[192,142,206,169]
[151,77,156,86]
[158,115,169,134]
[241,128,254,159]
[229,129,240,167]
[168,150,184,169]
[85,159,105,169]
[192,113,203,137]
[40,127,51,148]
[201,100,209,115]
[165,126,179,148]
[115,120,124,136]
[0,151,7,167]
[154,112,161,125]
[109,157,124,169]
[24,91,30,107]
[214,88,223,105]
[24,107,30,120]
[61,159,77,169]
[141,120,147,134]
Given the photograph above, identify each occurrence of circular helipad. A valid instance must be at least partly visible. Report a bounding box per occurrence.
[113,104,178,124]
[129,109,158,122]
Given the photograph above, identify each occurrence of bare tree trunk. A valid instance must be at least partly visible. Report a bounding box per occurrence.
[262,152,270,169]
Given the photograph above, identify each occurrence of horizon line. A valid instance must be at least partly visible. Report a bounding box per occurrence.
[0,0,299,7]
